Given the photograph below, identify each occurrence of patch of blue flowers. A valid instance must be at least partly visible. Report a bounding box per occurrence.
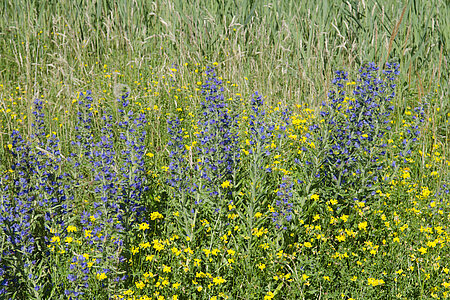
[314,62,400,203]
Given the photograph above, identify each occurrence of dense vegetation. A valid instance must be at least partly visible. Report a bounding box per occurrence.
[0,1,449,299]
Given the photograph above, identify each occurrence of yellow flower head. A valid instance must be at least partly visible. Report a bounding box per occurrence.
[67,225,77,233]
[151,211,164,220]
[139,222,150,231]
[96,272,107,281]
[221,180,231,188]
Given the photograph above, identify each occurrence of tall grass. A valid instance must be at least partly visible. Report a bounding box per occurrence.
[1,0,447,98]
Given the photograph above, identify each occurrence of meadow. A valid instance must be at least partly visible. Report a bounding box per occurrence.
[0,0,449,299]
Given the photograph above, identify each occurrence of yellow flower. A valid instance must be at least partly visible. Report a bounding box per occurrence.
[340,214,349,222]
[358,221,368,231]
[221,180,231,188]
[418,247,427,254]
[367,277,385,286]
[172,282,180,289]
[151,211,164,220]
[264,291,275,300]
[67,225,77,232]
[96,273,107,281]
[257,263,266,270]
[146,152,154,158]
[152,240,164,251]
[143,272,154,278]
[163,265,172,273]
[304,242,312,248]
[50,236,60,243]
[139,222,149,231]
[135,281,145,289]
[64,237,73,243]
[310,194,319,201]
[84,230,92,238]
[213,276,225,285]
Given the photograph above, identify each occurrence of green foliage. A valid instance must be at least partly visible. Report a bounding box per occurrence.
[0,1,449,299]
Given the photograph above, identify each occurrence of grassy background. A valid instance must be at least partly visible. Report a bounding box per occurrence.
[0,0,448,165]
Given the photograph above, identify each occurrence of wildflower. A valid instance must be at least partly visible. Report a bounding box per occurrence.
[213,277,225,285]
[264,291,275,300]
[221,180,231,188]
[124,289,134,295]
[151,211,164,220]
[163,265,172,273]
[314,63,400,204]
[67,225,77,233]
[418,247,427,254]
[257,263,266,270]
[310,194,319,201]
[227,249,235,256]
[152,240,164,251]
[172,282,181,289]
[139,222,150,231]
[50,236,60,243]
[96,273,107,281]
[367,278,385,286]
[358,221,368,231]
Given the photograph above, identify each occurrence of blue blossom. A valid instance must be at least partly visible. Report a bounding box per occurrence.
[196,67,240,201]
[311,62,400,202]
